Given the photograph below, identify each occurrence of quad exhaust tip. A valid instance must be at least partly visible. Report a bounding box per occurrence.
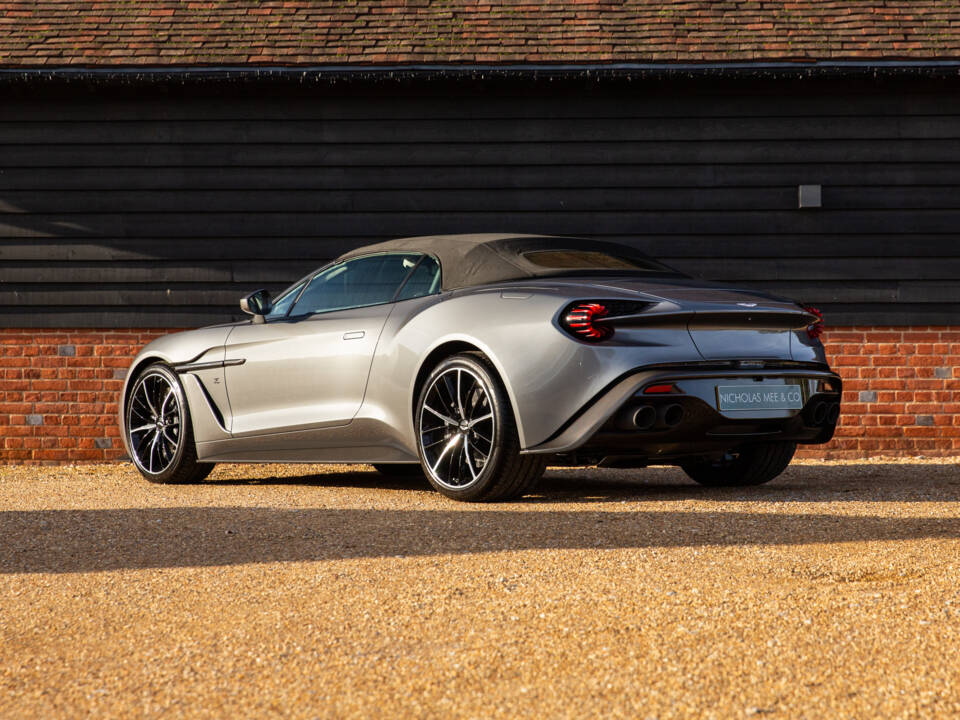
[623,403,685,431]
[660,404,685,428]
[810,400,841,426]
[826,402,841,424]
[631,405,657,431]
[812,401,828,425]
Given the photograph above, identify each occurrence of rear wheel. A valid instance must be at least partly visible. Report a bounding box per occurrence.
[125,363,214,484]
[681,442,796,487]
[415,353,545,502]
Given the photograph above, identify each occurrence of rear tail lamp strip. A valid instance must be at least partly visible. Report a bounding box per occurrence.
[802,304,825,340]
[561,302,613,341]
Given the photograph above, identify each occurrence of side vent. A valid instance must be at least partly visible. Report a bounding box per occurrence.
[194,377,227,431]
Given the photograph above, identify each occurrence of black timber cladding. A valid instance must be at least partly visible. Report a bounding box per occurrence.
[1,71,959,327]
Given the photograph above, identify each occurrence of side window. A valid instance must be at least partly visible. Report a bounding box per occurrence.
[396,256,441,302]
[291,253,420,316]
[265,281,304,320]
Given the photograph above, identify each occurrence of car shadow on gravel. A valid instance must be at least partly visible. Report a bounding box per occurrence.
[204,463,960,504]
[206,470,434,493]
[530,464,960,504]
[3,502,960,574]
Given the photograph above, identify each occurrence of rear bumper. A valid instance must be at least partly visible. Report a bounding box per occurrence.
[524,364,842,458]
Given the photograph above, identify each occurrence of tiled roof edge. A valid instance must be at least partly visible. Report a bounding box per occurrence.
[3,60,960,86]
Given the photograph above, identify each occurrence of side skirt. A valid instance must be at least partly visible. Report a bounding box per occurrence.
[195,417,419,464]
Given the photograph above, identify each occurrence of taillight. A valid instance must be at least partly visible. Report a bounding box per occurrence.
[644,383,676,394]
[802,304,824,339]
[559,300,656,342]
[561,302,614,342]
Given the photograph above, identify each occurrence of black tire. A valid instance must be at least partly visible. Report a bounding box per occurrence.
[372,463,425,477]
[415,353,546,502]
[681,442,797,487]
[125,362,214,484]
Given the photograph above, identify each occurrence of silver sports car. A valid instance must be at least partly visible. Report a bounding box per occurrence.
[120,234,841,501]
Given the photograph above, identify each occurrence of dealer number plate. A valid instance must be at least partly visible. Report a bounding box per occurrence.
[716,384,803,412]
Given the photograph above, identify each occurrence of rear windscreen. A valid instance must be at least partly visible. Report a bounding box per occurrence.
[522,250,672,272]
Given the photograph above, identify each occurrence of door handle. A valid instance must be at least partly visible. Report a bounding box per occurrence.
[342,331,365,340]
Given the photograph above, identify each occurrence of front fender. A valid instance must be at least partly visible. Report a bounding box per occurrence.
[118,325,236,458]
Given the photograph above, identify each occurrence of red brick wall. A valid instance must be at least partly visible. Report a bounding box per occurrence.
[0,329,171,463]
[796,326,960,460]
[1,326,958,464]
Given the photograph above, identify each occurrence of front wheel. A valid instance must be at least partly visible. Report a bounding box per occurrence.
[681,442,796,487]
[415,353,545,502]
[125,363,214,484]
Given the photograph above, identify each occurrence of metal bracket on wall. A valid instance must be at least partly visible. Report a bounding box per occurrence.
[798,184,822,209]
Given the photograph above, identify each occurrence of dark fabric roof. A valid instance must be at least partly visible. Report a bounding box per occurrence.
[338,233,674,290]
[1,1,959,68]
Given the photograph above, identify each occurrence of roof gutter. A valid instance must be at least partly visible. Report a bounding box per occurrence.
[2,60,960,87]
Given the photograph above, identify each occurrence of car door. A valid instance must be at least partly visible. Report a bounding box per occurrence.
[223,253,421,438]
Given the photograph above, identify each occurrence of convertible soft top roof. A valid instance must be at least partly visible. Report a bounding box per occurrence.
[337,233,675,291]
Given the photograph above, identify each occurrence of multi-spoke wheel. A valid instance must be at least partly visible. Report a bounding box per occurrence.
[416,353,546,502]
[126,363,213,484]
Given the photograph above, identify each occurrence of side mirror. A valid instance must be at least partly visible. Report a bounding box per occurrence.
[240,289,272,323]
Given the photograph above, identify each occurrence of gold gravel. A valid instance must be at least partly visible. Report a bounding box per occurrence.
[2,459,959,719]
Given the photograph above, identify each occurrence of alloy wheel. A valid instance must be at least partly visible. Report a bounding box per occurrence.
[127,370,183,475]
[418,366,495,490]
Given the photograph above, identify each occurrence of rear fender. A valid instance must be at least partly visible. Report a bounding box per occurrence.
[387,290,705,450]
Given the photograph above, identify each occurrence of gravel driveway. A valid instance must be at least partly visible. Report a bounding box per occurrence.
[2,459,959,718]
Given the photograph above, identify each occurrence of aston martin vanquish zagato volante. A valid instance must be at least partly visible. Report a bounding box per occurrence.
[120,234,841,501]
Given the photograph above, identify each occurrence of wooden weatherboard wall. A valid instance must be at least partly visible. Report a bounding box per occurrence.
[1,74,959,328]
